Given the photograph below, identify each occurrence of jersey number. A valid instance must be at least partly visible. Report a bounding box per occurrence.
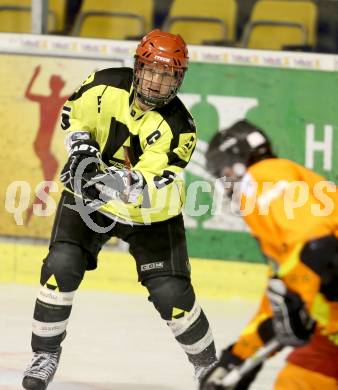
[153,170,176,189]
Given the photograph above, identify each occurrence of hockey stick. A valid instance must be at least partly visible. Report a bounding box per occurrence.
[221,339,281,388]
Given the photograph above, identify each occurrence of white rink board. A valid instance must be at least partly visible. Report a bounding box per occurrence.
[0,32,338,72]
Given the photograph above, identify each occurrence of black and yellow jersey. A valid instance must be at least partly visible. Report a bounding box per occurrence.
[61,67,196,224]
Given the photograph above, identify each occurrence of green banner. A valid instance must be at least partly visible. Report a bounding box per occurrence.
[180,63,338,262]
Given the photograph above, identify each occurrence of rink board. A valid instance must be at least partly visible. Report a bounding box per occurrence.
[0,241,267,300]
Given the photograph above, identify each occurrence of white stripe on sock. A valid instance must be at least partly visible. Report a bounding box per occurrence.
[167,301,202,337]
[32,319,68,337]
[38,285,75,306]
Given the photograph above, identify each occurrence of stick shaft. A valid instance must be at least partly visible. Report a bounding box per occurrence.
[222,339,281,387]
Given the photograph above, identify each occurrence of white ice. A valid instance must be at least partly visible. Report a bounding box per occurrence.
[0,285,290,390]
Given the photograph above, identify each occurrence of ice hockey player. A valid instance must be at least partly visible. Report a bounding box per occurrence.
[22,29,217,390]
[200,120,338,389]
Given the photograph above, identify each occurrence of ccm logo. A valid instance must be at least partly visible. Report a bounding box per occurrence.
[154,55,170,63]
[141,262,164,271]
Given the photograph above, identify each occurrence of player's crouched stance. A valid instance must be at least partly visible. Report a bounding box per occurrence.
[199,121,338,390]
[22,30,217,390]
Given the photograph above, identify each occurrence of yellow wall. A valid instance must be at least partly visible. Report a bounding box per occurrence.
[0,241,267,300]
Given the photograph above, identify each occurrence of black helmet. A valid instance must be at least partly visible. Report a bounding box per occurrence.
[206,120,275,178]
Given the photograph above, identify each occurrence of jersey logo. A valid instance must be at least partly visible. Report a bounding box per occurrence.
[184,136,195,151]
[180,135,196,156]
[146,130,161,145]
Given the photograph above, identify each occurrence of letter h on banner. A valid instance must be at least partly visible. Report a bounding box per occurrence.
[305,124,333,171]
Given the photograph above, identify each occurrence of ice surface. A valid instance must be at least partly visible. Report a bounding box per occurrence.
[0,285,288,390]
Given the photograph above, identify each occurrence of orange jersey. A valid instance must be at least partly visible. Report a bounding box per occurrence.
[241,158,337,261]
[231,158,338,377]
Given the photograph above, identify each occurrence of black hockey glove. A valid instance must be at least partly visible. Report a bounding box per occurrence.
[199,345,263,390]
[60,139,101,192]
[267,278,316,347]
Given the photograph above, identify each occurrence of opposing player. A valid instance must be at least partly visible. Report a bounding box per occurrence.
[200,120,338,389]
[22,29,216,390]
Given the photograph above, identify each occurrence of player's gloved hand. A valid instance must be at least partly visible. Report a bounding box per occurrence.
[81,168,144,205]
[199,345,262,390]
[267,278,316,347]
[81,168,127,203]
[60,139,101,192]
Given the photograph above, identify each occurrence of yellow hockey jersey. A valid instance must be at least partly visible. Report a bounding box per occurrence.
[61,67,196,224]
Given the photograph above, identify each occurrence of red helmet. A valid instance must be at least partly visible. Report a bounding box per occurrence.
[133,29,189,107]
[136,29,188,69]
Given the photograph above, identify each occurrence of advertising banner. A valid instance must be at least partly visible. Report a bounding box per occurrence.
[0,54,122,239]
[181,63,338,261]
[0,36,337,263]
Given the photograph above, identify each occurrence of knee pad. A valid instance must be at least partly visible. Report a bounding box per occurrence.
[144,276,195,321]
[41,242,87,292]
